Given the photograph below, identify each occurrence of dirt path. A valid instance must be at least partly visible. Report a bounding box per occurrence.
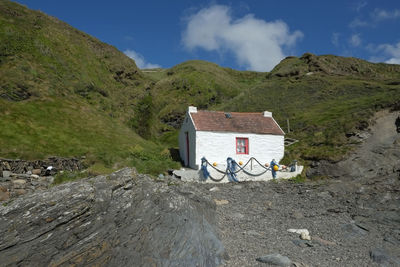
[202,110,400,266]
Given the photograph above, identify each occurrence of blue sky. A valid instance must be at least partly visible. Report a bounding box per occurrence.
[15,0,400,71]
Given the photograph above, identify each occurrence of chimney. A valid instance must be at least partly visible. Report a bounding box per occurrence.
[263,111,272,117]
[188,106,197,113]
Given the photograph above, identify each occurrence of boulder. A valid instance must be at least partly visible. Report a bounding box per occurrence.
[0,168,225,266]
[256,253,292,266]
[1,161,11,171]
[14,189,27,196]
[2,171,11,178]
[12,179,27,189]
[370,247,400,265]
[287,229,310,236]
[32,169,41,175]
[300,231,311,241]
[214,199,229,205]
[0,190,10,201]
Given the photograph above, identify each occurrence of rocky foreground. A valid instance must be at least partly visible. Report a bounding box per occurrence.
[0,110,399,267]
[208,110,400,266]
[0,168,225,266]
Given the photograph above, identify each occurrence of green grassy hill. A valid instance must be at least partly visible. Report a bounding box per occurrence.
[145,54,399,165]
[0,0,178,174]
[218,54,400,163]
[144,60,265,143]
[1,0,399,177]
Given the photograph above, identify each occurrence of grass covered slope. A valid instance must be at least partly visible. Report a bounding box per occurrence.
[0,96,179,175]
[0,0,151,117]
[219,54,400,163]
[144,60,265,139]
[0,1,178,174]
[143,54,399,165]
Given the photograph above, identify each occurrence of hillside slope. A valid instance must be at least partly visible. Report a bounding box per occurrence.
[219,54,400,162]
[142,53,400,164]
[144,60,265,140]
[0,0,177,174]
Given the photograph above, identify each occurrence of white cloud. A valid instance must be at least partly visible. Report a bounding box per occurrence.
[368,41,400,64]
[371,8,400,21]
[378,42,400,64]
[349,8,400,29]
[182,5,303,71]
[349,34,362,47]
[124,49,161,69]
[355,1,367,12]
[331,32,340,47]
[349,17,368,28]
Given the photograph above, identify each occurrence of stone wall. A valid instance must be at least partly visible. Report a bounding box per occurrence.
[0,157,86,201]
[0,157,85,176]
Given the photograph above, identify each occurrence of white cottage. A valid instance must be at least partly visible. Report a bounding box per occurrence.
[179,106,285,170]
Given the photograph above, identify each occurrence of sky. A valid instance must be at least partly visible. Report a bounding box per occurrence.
[15,0,400,71]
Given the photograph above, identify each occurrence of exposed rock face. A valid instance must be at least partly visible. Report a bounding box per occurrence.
[0,168,225,266]
[307,110,400,180]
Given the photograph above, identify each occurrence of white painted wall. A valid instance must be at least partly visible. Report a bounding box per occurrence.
[178,113,197,168]
[195,131,284,170]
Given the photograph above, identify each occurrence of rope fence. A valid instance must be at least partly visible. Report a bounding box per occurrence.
[201,157,290,182]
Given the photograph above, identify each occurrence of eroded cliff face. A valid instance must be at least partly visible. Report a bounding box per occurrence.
[0,168,226,266]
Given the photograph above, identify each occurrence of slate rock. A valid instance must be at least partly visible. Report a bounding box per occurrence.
[0,168,225,266]
[383,234,400,246]
[370,247,400,266]
[342,223,368,237]
[292,239,313,248]
[256,253,292,266]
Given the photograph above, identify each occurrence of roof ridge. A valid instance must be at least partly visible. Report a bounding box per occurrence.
[196,110,262,114]
[190,110,284,135]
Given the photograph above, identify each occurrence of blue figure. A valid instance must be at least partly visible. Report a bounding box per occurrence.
[270,159,280,179]
[201,157,210,180]
[227,157,239,182]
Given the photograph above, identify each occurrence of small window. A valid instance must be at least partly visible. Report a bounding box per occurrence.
[236,137,249,154]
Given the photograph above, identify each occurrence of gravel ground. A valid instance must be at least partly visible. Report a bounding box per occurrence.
[198,110,400,266]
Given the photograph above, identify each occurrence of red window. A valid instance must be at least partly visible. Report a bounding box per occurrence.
[236,137,249,154]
